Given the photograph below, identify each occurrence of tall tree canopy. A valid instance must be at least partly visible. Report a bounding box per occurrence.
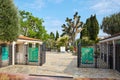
[81,15,99,41]
[61,12,83,46]
[50,32,55,40]
[19,10,49,41]
[55,31,59,41]
[101,12,120,35]
[0,0,20,42]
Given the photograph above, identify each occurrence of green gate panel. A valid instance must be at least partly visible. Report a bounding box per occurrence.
[29,48,38,62]
[2,47,9,60]
[81,47,94,64]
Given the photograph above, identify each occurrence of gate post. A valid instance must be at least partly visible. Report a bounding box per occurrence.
[24,43,28,65]
[9,44,12,65]
[94,55,98,68]
[42,43,46,64]
[94,44,98,68]
[0,45,2,67]
[77,43,81,67]
[39,45,43,66]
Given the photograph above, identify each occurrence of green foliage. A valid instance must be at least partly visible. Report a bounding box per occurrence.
[81,15,99,41]
[61,12,83,46]
[101,12,120,35]
[50,32,55,40]
[45,38,55,50]
[55,31,59,41]
[0,0,20,42]
[56,35,69,50]
[19,10,49,41]
[69,46,74,52]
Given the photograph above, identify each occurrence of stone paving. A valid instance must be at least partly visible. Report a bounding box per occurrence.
[0,51,120,79]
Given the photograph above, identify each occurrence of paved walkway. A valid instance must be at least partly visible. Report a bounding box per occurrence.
[0,51,120,79]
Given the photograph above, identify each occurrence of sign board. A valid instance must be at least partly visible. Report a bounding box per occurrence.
[81,47,94,64]
[60,46,65,53]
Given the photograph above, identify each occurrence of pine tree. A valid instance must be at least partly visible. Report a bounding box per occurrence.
[55,31,59,41]
[81,15,99,41]
[0,0,19,42]
[50,32,55,40]
[101,12,120,35]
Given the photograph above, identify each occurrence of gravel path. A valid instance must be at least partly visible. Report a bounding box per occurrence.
[0,51,120,79]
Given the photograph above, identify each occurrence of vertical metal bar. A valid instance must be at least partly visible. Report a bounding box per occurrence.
[107,42,109,68]
[9,44,12,65]
[113,40,116,70]
[0,45,2,67]
[77,43,81,67]
[24,44,28,65]
[40,45,43,66]
[77,32,81,68]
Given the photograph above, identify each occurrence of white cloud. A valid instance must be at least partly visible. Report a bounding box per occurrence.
[24,0,45,11]
[90,0,120,15]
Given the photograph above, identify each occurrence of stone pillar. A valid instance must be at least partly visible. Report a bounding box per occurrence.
[24,42,28,65]
[113,40,116,70]
[12,42,16,65]
[106,42,109,68]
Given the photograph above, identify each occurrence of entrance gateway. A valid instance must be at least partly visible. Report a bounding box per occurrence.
[0,35,46,67]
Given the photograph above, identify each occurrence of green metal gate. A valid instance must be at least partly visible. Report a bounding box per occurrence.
[81,47,94,64]
[29,48,38,62]
[2,47,9,61]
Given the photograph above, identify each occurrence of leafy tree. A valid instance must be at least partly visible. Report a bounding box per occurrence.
[55,31,59,41]
[81,15,99,41]
[50,32,55,40]
[56,35,69,51]
[101,12,120,35]
[45,38,55,50]
[0,0,20,42]
[19,10,32,36]
[61,12,83,46]
[19,10,49,41]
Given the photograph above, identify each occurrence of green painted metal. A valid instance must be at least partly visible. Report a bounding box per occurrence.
[29,48,38,62]
[116,40,120,44]
[81,47,94,64]
[2,47,9,60]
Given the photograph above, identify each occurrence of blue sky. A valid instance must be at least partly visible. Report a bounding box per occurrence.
[14,0,120,37]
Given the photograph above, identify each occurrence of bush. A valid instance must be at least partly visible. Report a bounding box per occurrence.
[69,46,74,52]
